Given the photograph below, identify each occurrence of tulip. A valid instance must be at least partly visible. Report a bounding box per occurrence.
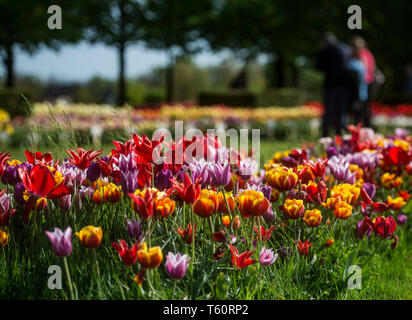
[154,169,173,190]
[238,158,256,181]
[327,156,356,184]
[236,190,270,218]
[0,230,9,247]
[137,242,163,269]
[66,147,102,170]
[330,184,360,205]
[325,238,335,247]
[209,162,231,186]
[229,244,256,269]
[175,223,197,245]
[86,161,101,182]
[18,164,72,199]
[397,214,407,226]
[259,247,278,266]
[372,216,397,239]
[265,166,298,191]
[334,202,352,220]
[387,196,406,211]
[120,170,138,194]
[76,226,102,249]
[126,218,144,241]
[297,239,312,256]
[380,173,403,189]
[165,252,191,280]
[213,230,226,242]
[193,189,219,218]
[254,225,275,242]
[0,191,16,227]
[112,239,141,266]
[45,227,72,257]
[154,194,175,218]
[170,172,201,204]
[357,218,373,239]
[303,209,322,227]
[283,199,304,219]
[262,207,275,223]
[217,191,237,214]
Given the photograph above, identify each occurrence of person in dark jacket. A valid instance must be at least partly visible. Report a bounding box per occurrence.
[317,32,351,137]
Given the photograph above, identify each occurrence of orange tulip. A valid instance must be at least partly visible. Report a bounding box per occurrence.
[334,202,352,220]
[217,191,237,214]
[265,166,298,191]
[236,190,270,218]
[76,226,102,249]
[0,230,9,247]
[193,189,219,218]
[387,196,406,211]
[283,199,304,219]
[137,242,163,269]
[302,209,322,227]
[325,238,335,247]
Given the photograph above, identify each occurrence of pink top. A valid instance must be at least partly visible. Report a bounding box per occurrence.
[359,48,376,84]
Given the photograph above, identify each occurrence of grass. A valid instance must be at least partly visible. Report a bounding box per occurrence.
[1,135,412,300]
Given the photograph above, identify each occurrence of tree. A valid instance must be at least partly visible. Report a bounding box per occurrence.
[0,0,87,88]
[87,0,144,106]
[141,0,214,102]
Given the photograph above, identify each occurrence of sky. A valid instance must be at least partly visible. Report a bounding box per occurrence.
[12,42,229,83]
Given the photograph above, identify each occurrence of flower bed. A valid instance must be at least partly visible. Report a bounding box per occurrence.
[0,124,411,299]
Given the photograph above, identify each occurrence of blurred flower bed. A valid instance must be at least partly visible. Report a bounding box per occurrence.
[2,102,322,148]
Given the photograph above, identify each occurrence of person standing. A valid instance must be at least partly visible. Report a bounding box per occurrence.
[317,32,351,137]
[352,36,375,127]
[347,40,368,125]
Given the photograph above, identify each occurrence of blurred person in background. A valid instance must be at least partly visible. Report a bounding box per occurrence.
[352,36,376,127]
[317,32,351,137]
[347,38,368,126]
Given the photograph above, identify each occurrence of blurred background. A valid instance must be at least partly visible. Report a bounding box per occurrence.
[0,0,411,155]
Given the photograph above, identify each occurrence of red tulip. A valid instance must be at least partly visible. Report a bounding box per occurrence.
[24,151,53,164]
[18,164,71,199]
[372,216,397,239]
[175,223,198,245]
[213,230,226,242]
[66,148,102,170]
[297,239,312,256]
[0,151,11,175]
[112,239,141,266]
[170,173,201,204]
[304,158,328,179]
[132,133,164,164]
[229,244,256,269]
[254,225,275,242]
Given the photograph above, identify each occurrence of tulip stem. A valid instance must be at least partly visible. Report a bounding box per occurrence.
[63,257,75,300]
[190,207,195,268]
[172,281,177,300]
[93,250,102,298]
[147,219,152,247]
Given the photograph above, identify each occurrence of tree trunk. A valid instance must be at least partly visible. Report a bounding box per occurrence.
[3,43,14,87]
[117,42,126,106]
[275,53,286,88]
[166,52,175,102]
[291,62,299,87]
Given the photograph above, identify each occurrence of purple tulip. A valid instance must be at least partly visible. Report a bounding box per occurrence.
[14,182,26,205]
[165,252,191,280]
[397,214,407,226]
[238,159,256,180]
[328,156,356,184]
[1,164,19,185]
[118,153,137,172]
[155,169,173,190]
[259,247,278,266]
[120,170,139,194]
[61,194,72,212]
[126,218,143,242]
[356,219,372,239]
[279,246,290,260]
[209,162,231,186]
[45,227,72,257]
[262,207,275,223]
[362,182,376,200]
[86,162,101,182]
[326,146,338,158]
